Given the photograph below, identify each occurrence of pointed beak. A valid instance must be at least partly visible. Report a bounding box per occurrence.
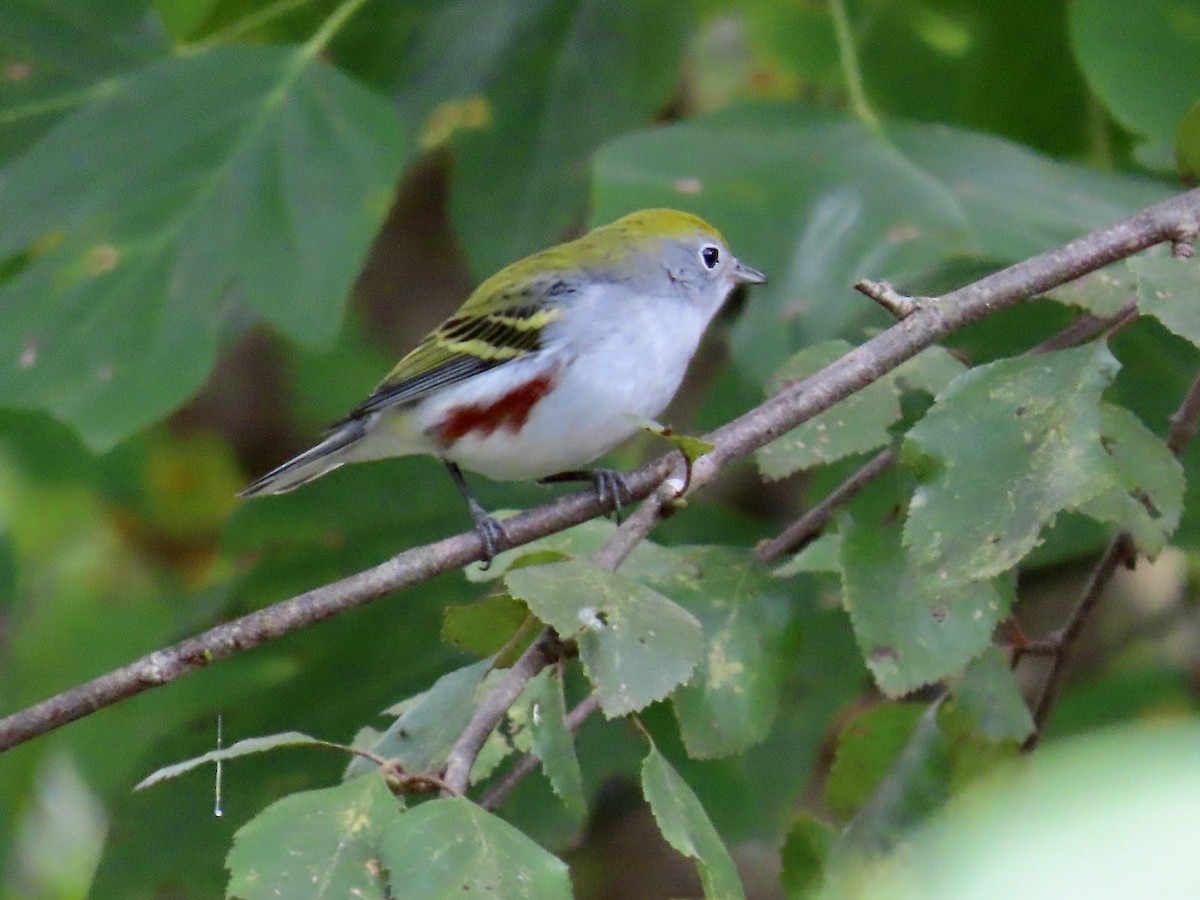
[732,259,767,285]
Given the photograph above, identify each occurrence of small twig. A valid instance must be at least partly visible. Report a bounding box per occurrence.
[1010,634,1062,661]
[1167,367,1200,455]
[756,447,895,563]
[386,769,459,797]
[855,279,923,319]
[1023,533,1137,749]
[1029,300,1138,354]
[440,628,567,795]
[479,693,601,812]
[1171,220,1198,258]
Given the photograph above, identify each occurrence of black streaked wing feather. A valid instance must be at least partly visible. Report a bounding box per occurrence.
[332,301,556,427]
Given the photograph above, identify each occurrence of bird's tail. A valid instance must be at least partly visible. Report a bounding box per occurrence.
[238,419,367,497]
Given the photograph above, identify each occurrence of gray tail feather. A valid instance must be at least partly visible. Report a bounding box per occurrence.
[238,420,366,497]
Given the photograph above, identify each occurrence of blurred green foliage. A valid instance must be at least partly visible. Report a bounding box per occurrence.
[1,0,1199,897]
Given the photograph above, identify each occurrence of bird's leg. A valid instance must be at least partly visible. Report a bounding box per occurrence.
[538,468,631,522]
[444,461,507,567]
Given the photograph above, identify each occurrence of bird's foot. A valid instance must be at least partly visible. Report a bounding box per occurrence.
[466,498,508,570]
[539,468,631,523]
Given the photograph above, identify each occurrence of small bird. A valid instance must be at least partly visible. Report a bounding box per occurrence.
[240,208,766,560]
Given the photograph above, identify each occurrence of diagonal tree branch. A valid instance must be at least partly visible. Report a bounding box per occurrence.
[3,187,1199,754]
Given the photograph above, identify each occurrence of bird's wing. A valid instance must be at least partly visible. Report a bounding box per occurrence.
[337,291,565,423]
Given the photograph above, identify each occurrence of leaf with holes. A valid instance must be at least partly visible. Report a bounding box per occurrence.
[841,517,1014,697]
[1078,403,1184,557]
[505,559,702,717]
[903,344,1120,585]
[640,545,790,759]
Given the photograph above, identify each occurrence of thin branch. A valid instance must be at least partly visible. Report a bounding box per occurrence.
[756,447,895,563]
[479,693,601,812]
[592,473,686,571]
[1023,363,1200,747]
[1022,533,1137,749]
[3,187,1199,754]
[855,279,922,319]
[1028,300,1137,354]
[440,628,567,795]
[1167,367,1200,455]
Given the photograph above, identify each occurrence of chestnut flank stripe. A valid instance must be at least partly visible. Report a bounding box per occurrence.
[434,369,559,445]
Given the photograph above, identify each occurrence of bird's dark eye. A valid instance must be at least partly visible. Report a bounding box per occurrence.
[701,245,720,269]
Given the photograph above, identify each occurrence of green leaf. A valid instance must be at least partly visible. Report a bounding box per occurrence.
[826,704,926,821]
[0,45,408,449]
[345,658,494,780]
[628,414,715,466]
[226,773,398,900]
[840,516,1015,697]
[886,123,1168,257]
[1129,254,1200,348]
[505,558,702,717]
[1177,99,1200,180]
[757,341,901,479]
[379,797,572,898]
[640,546,788,759]
[950,647,1034,743]
[833,703,951,860]
[855,0,1093,159]
[441,593,533,661]
[592,106,1168,381]
[1048,264,1137,317]
[135,730,331,791]
[154,0,222,40]
[1069,0,1200,165]
[903,344,1120,585]
[757,343,965,479]
[0,0,167,161]
[641,743,747,900]
[1078,403,1184,557]
[773,531,842,577]
[405,0,689,277]
[780,813,834,900]
[527,667,586,817]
